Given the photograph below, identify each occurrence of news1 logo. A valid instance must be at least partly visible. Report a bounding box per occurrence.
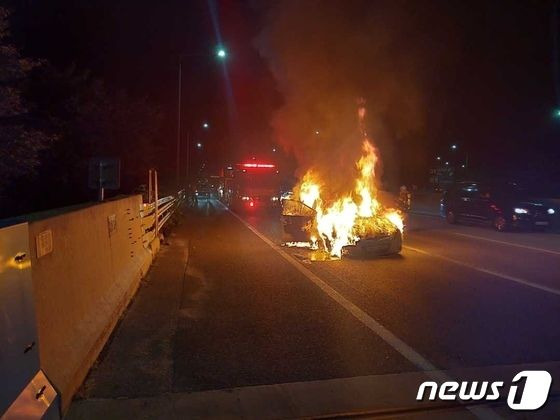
[416,370,552,410]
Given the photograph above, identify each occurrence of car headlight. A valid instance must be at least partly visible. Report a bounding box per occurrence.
[548,208,555,215]
[271,196,279,202]
[241,196,251,201]
[513,207,528,214]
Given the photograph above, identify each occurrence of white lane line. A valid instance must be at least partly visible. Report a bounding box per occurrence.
[220,204,499,419]
[222,205,435,370]
[452,232,560,256]
[404,245,560,297]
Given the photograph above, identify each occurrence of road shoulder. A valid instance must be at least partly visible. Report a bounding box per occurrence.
[74,221,190,399]
[66,361,560,419]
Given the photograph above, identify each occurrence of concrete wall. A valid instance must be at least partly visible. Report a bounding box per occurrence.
[27,195,154,411]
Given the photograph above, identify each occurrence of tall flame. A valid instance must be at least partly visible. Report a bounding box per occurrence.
[295,105,403,257]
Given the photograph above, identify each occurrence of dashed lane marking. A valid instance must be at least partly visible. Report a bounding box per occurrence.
[404,245,560,297]
[452,232,560,256]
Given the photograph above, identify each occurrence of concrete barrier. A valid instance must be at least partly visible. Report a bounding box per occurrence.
[27,195,155,411]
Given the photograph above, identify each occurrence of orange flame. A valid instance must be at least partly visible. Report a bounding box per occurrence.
[296,118,403,258]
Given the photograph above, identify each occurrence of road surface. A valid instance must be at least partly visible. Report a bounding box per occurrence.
[68,198,560,418]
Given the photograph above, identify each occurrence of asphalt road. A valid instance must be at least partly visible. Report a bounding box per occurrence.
[241,199,560,369]
[72,197,560,418]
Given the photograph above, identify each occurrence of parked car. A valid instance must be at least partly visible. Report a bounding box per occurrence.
[440,181,555,231]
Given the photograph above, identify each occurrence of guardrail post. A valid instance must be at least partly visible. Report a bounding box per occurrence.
[154,170,159,235]
[148,169,153,204]
[98,162,105,202]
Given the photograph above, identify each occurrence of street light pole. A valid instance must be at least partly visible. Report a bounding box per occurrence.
[176,60,182,188]
[186,130,191,184]
[175,46,227,188]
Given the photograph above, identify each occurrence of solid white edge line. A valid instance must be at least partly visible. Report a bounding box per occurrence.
[218,201,499,419]
[452,232,560,256]
[404,245,560,297]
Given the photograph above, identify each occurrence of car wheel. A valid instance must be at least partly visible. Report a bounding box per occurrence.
[446,210,457,224]
[493,216,508,232]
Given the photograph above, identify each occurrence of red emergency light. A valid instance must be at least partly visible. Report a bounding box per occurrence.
[240,163,275,168]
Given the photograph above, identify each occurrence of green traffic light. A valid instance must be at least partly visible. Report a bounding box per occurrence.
[555,109,560,118]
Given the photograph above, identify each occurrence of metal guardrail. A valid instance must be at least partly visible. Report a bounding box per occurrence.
[140,190,185,247]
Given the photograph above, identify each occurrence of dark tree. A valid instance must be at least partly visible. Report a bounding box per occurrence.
[0,7,51,207]
[12,64,164,214]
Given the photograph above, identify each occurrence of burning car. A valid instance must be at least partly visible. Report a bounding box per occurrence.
[281,138,404,258]
[281,198,316,243]
[341,229,402,258]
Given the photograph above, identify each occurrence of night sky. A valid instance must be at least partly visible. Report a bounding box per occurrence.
[9,0,560,193]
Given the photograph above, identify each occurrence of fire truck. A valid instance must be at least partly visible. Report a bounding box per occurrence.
[223,162,282,211]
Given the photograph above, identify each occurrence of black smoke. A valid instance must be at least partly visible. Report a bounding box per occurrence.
[255,0,457,195]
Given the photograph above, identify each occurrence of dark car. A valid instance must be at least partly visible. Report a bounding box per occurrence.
[440,181,555,231]
[194,187,211,200]
[194,177,214,200]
